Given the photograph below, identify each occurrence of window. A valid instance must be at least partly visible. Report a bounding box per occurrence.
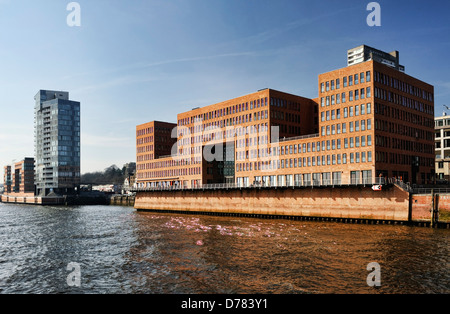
[355,121,360,132]
[331,95,335,105]
[355,136,360,147]
[366,71,371,82]
[321,83,325,93]
[349,106,354,117]
[350,137,354,148]
[361,103,365,115]
[326,111,330,121]
[368,151,372,162]
[367,87,371,98]
[367,119,372,130]
[368,135,372,146]
[344,107,348,118]
[350,153,354,163]
[331,80,335,90]
[342,123,347,133]
[321,97,325,107]
[367,103,371,114]
[336,93,340,104]
[336,109,341,119]
[361,120,366,131]
[331,110,335,120]
[326,81,330,91]
[342,92,346,103]
[336,78,340,89]
[349,76,353,86]
[361,136,366,147]
[350,121,354,132]
[332,125,336,135]
[321,112,325,122]
[337,139,341,149]
[361,88,365,99]
[355,89,359,100]
[343,77,348,87]
[360,72,365,83]
[355,105,359,116]
[344,138,349,149]
[343,153,347,164]
[355,74,359,85]
[349,91,354,101]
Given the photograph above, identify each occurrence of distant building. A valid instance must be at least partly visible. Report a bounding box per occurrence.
[3,165,12,193]
[2,158,34,194]
[435,114,450,181]
[34,90,81,196]
[13,158,35,193]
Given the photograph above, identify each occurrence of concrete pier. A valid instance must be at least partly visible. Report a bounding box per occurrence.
[134,184,450,228]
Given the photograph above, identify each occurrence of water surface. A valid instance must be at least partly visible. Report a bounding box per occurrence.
[0,203,448,294]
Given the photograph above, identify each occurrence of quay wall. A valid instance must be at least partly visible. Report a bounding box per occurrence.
[1,194,64,205]
[110,195,135,206]
[135,185,411,222]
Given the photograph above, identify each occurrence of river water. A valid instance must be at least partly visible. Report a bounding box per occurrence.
[0,203,448,294]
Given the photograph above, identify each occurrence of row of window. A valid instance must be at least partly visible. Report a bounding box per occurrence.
[321,71,371,93]
[376,152,434,167]
[237,151,373,172]
[375,135,433,154]
[374,87,434,115]
[321,119,372,136]
[179,98,269,126]
[321,103,372,122]
[236,135,373,161]
[320,87,371,106]
[373,71,433,102]
[178,110,269,135]
[137,167,202,180]
[375,117,434,141]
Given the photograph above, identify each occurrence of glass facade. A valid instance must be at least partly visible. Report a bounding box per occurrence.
[34,90,80,195]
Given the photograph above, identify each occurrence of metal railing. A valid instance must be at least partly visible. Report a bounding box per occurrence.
[278,133,320,143]
[132,177,402,192]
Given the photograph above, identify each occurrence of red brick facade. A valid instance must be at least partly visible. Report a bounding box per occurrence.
[136,59,434,189]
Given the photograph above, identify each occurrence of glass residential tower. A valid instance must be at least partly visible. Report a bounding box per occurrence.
[34,90,81,196]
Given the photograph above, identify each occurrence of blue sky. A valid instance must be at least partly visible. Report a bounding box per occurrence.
[0,0,449,182]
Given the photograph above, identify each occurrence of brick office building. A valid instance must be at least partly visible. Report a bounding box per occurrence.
[3,158,35,194]
[135,46,435,189]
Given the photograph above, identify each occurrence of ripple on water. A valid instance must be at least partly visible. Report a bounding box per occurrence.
[0,204,449,294]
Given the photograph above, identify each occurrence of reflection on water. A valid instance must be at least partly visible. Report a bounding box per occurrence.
[0,203,448,294]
